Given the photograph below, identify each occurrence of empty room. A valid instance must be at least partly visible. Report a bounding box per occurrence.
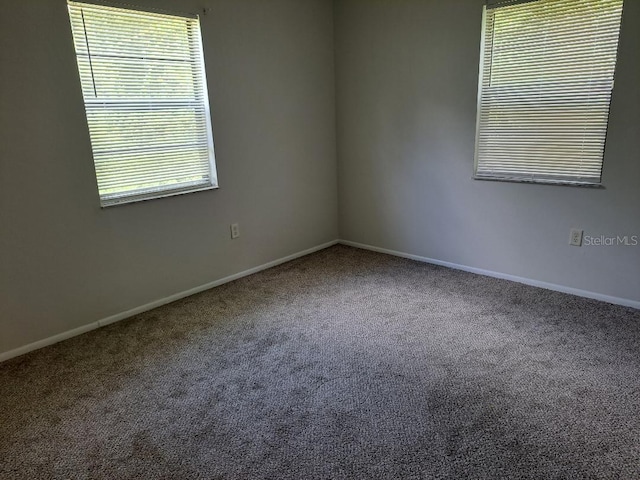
[1,0,639,478]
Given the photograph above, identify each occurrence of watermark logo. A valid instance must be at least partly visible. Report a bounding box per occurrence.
[583,235,638,246]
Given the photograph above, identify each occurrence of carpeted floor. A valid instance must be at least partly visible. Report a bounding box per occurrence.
[1,245,639,479]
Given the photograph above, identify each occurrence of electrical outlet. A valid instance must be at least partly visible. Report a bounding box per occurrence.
[569,228,583,246]
[230,223,240,239]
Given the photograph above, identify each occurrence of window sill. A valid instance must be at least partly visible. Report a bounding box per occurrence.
[100,184,219,208]
[473,176,604,188]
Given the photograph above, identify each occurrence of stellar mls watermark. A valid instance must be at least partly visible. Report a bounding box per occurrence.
[583,235,638,246]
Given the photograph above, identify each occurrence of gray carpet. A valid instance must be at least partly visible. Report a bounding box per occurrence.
[1,245,639,479]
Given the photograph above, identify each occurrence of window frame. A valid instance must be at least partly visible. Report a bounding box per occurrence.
[473,0,624,187]
[68,0,219,207]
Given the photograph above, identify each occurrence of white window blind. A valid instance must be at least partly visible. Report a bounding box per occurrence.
[68,1,218,206]
[474,0,623,185]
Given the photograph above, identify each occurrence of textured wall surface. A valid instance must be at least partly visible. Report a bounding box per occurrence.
[0,0,338,353]
[335,0,639,303]
[2,0,638,357]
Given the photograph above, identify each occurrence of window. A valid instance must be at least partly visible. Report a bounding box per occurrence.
[68,2,218,206]
[474,0,624,186]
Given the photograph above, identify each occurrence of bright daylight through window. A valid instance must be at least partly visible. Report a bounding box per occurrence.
[68,1,218,206]
[474,0,624,185]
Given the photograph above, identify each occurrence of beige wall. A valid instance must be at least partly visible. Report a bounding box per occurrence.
[0,0,338,354]
[335,0,639,304]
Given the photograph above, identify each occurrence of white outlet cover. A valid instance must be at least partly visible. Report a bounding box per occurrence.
[569,228,583,246]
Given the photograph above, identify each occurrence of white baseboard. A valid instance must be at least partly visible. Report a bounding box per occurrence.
[339,239,640,310]
[3,237,635,363]
[0,240,339,363]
